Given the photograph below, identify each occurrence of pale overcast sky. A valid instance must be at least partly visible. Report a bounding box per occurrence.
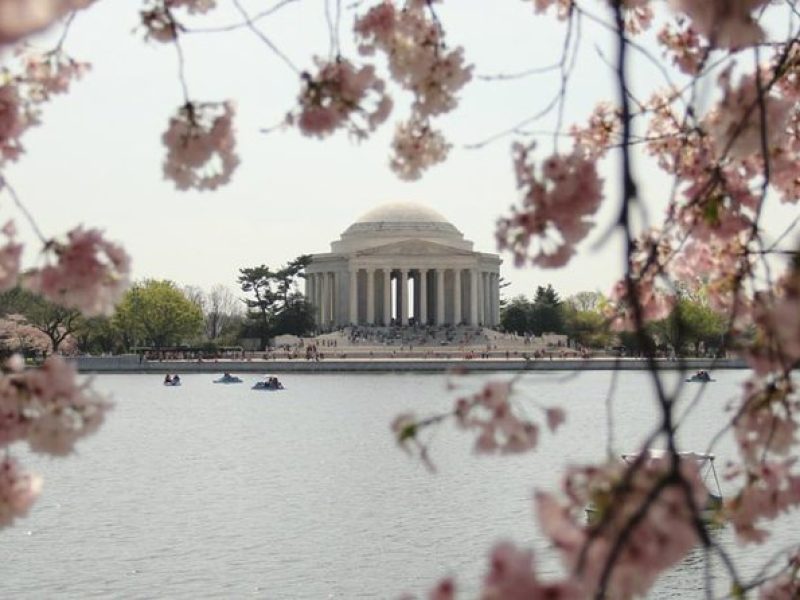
[6,0,794,304]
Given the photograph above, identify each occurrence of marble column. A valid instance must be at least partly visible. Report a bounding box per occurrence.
[483,272,490,326]
[366,269,375,325]
[491,273,499,326]
[320,272,328,327]
[453,269,462,326]
[383,269,391,326]
[306,274,314,325]
[317,273,324,326]
[333,271,341,327]
[400,269,409,326]
[436,268,445,325]
[413,272,420,322]
[311,274,318,325]
[349,268,358,325]
[419,269,428,325]
[470,269,478,325]
[327,272,334,327]
[395,272,402,324]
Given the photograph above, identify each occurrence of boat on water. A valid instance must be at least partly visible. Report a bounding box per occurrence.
[214,373,243,384]
[252,376,285,391]
[586,450,723,525]
[686,370,714,383]
[163,375,182,386]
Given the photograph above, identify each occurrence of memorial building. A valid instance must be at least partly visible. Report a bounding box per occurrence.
[306,202,502,330]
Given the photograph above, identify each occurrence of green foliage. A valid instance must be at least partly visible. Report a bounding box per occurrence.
[72,316,124,355]
[238,264,277,349]
[562,304,612,349]
[500,295,532,335]
[114,280,203,349]
[271,293,315,337]
[650,295,727,357]
[501,286,614,348]
[237,255,313,348]
[500,285,566,336]
[530,284,564,335]
[616,329,657,357]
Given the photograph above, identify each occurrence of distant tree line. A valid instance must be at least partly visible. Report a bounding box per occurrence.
[499,285,728,357]
[0,254,317,357]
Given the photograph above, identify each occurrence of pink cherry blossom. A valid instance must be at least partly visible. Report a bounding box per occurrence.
[657,23,706,75]
[25,226,131,316]
[724,459,800,544]
[0,456,42,529]
[570,103,619,160]
[428,578,455,600]
[528,0,573,20]
[162,100,239,191]
[704,72,793,162]
[24,51,90,99]
[452,380,564,455]
[0,0,95,46]
[289,58,392,139]
[669,0,768,49]
[623,3,653,35]
[479,541,583,599]
[0,220,22,291]
[745,269,800,375]
[168,0,215,12]
[140,0,214,42]
[0,83,31,163]
[390,116,450,180]
[497,143,603,269]
[731,377,799,466]
[355,1,472,118]
[140,4,179,42]
[546,407,566,432]
[0,314,53,355]
[668,237,748,314]
[757,550,800,599]
[1,354,112,456]
[537,454,707,599]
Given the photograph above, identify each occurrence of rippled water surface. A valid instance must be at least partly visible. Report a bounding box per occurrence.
[1,370,796,599]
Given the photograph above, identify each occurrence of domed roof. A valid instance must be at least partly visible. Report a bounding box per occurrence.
[331,201,470,253]
[354,202,451,225]
[342,202,461,236]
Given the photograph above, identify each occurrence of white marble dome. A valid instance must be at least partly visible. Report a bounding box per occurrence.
[355,202,450,224]
[333,202,468,253]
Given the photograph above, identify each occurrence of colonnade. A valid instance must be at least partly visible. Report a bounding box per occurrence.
[305,266,500,329]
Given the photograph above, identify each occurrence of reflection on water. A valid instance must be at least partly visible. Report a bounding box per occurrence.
[0,371,796,599]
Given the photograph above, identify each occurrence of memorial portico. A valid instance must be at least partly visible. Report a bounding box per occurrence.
[306,202,502,330]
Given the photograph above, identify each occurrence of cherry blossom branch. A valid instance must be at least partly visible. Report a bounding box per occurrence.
[477,61,564,81]
[173,35,191,104]
[230,0,299,74]
[53,11,77,52]
[604,368,620,458]
[184,0,300,34]
[464,8,579,150]
[324,0,342,60]
[0,173,46,244]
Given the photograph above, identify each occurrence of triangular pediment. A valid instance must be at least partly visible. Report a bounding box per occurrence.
[355,239,474,257]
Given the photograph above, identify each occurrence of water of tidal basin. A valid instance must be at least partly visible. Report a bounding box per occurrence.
[1,371,797,599]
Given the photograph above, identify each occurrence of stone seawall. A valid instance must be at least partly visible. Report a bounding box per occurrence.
[74,355,749,374]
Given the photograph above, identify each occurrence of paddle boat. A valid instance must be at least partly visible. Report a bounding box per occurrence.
[214,372,243,384]
[163,374,182,386]
[686,370,714,383]
[252,376,285,391]
[586,449,723,525]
